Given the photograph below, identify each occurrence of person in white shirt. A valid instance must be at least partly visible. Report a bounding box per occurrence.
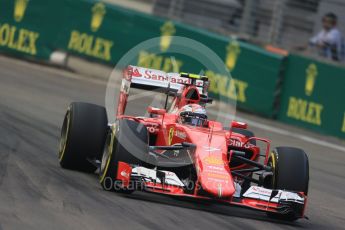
[310,13,344,61]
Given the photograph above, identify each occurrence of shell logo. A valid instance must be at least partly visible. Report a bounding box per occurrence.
[204,156,224,166]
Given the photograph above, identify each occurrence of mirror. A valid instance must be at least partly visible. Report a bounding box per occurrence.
[147,106,166,115]
[231,120,248,129]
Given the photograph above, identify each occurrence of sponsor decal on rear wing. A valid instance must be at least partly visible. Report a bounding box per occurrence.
[125,65,203,92]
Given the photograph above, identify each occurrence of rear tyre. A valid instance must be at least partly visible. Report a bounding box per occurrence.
[266,146,309,221]
[231,128,256,145]
[58,102,107,173]
[99,119,149,193]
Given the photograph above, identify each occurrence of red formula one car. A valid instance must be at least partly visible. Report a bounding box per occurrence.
[58,66,309,221]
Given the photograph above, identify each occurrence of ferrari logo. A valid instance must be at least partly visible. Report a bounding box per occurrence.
[168,127,174,145]
[225,40,240,71]
[160,21,176,52]
[14,0,29,22]
[305,63,318,96]
[91,2,106,32]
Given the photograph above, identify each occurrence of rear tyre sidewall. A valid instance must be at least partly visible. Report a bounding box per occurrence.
[231,127,256,145]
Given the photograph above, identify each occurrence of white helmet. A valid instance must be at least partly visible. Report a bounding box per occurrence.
[178,104,207,127]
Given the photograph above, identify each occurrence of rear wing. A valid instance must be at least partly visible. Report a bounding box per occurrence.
[117,65,210,117]
[125,65,208,93]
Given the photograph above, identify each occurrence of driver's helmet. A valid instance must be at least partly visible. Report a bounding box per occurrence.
[178,104,207,127]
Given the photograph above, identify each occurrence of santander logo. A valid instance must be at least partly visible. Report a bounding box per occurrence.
[131,68,142,77]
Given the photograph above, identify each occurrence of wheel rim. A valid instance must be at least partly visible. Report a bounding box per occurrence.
[99,130,114,183]
[267,152,277,188]
[100,140,110,173]
[58,109,71,161]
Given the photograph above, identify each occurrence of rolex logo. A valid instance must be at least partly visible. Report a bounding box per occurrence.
[305,63,318,96]
[225,40,240,71]
[91,2,106,32]
[14,0,29,22]
[160,21,176,52]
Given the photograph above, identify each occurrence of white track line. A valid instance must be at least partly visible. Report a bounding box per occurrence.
[10,56,343,153]
[124,88,345,152]
[115,86,345,153]
[208,110,345,153]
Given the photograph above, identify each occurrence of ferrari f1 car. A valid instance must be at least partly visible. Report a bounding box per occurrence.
[58,66,309,221]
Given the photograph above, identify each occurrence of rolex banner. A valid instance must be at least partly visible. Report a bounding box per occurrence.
[0,0,284,117]
[0,0,62,60]
[52,0,284,117]
[278,54,345,139]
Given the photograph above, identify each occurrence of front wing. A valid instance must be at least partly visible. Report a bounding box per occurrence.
[116,162,307,218]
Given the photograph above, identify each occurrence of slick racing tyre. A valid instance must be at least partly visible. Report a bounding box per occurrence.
[99,119,149,193]
[58,102,108,173]
[266,147,309,221]
[231,128,256,145]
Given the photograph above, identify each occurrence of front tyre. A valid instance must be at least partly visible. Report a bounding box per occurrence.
[58,102,107,172]
[266,146,309,221]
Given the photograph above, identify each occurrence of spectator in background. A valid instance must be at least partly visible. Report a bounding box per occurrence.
[310,13,344,61]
